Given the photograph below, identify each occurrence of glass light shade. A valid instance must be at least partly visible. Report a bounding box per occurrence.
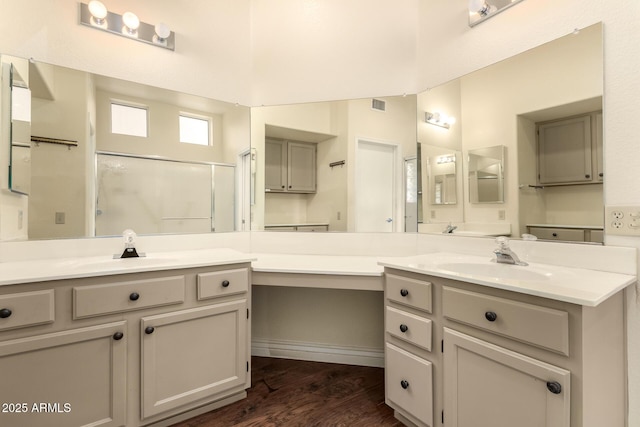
[155,22,171,40]
[122,11,140,32]
[88,0,107,20]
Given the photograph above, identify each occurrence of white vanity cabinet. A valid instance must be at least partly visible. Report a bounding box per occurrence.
[384,268,625,427]
[265,138,316,193]
[0,262,252,427]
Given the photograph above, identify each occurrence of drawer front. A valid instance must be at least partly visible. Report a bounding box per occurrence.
[386,343,433,426]
[197,268,249,300]
[528,227,585,242]
[386,306,432,351]
[0,290,55,331]
[443,287,569,355]
[589,229,604,243]
[74,276,185,319]
[386,274,432,313]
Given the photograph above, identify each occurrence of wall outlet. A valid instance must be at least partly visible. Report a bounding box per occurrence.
[605,206,640,236]
[431,210,436,219]
[498,210,505,220]
[55,212,66,225]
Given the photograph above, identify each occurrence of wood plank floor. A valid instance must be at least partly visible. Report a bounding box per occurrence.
[171,357,403,427]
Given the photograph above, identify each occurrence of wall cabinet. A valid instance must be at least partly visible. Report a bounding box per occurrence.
[384,268,625,427]
[537,112,603,186]
[265,138,316,193]
[0,263,251,427]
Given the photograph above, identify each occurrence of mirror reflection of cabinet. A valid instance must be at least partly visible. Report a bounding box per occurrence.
[537,112,603,185]
[265,138,316,193]
[468,145,505,204]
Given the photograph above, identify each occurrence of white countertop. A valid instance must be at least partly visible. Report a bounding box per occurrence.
[0,249,256,286]
[378,252,636,307]
[251,253,383,276]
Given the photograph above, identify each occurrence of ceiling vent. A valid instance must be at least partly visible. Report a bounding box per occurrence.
[371,98,386,112]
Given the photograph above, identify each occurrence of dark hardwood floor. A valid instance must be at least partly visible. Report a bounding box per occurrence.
[171,357,402,427]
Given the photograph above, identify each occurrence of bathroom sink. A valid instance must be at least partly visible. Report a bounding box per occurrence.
[60,255,178,270]
[436,262,551,282]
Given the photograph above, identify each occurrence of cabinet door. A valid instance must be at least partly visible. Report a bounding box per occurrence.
[443,328,570,427]
[538,115,592,184]
[0,322,127,427]
[265,139,286,191]
[287,141,316,192]
[141,300,248,418]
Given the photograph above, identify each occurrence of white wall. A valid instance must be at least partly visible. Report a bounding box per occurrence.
[0,0,253,106]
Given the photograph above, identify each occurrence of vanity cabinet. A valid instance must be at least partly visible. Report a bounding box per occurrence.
[384,268,625,427]
[537,112,603,186]
[0,262,251,427]
[265,138,316,193]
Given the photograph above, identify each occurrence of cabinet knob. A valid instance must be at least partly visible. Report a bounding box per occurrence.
[113,332,124,341]
[485,311,498,322]
[399,324,409,333]
[400,289,409,297]
[546,381,562,394]
[0,308,12,318]
[129,292,140,301]
[281,185,285,189]
[400,380,410,389]
[585,174,591,179]
[599,173,603,178]
[145,326,155,335]
[288,185,292,189]
[222,280,230,288]
[552,232,558,237]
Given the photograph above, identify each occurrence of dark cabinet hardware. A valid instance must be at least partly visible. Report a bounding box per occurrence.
[0,308,11,318]
[400,289,409,297]
[145,326,155,335]
[485,311,497,322]
[222,280,230,288]
[129,292,140,301]
[399,324,409,333]
[400,380,409,389]
[546,381,562,394]
[113,332,124,340]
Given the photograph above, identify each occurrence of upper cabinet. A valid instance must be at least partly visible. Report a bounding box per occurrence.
[265,138,317,193]
[537,112,602,186]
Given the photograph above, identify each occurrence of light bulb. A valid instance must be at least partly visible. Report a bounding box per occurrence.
[88,0,107,26]
[155,22,171,40]
[122,11,140,35]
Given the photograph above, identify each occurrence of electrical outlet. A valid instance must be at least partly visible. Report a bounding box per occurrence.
[498,210,505,220]
[606,206,640,236]
[55,212,66,225]
[431,210,436,219]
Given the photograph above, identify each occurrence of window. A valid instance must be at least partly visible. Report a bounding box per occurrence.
[111,103,148,137]
[179,114,211,146]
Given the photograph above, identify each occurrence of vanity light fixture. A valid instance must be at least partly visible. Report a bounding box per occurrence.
[79,2,175,50]
[436,154,456,164]
[468,0,526,27]
[425,111,456,129]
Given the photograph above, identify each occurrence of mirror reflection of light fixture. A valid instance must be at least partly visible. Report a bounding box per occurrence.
[468,0,526,27]
[79,2,175,51]
[436,154,456,164]
[425,111,456,129]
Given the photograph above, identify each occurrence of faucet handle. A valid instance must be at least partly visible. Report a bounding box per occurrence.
[495,236,510,249]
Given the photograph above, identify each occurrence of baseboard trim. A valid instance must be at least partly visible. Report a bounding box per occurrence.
[252,338,384,368]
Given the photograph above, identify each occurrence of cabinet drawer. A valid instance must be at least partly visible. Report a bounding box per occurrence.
[385,343,433,426]
[386,306,432,351]
[73,276,185,319]
[0,290,55,331]
[443,287,569,355]
[528,226,585,242]
[386,274,432,313]
[197,268,249,300]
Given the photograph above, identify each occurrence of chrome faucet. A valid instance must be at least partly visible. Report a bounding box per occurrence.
[442,223,458,234]
[493,237,527,266]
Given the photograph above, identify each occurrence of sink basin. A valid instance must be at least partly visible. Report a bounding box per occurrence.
[436,262,551,282]
[60,255,178,270]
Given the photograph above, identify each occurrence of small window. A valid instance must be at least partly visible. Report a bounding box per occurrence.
[180,114,211,146]
[111,103,148,137]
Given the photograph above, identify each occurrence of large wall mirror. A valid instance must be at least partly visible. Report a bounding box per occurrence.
[250,95,417,233]
[417,22,603,243]
[0,56,251,241]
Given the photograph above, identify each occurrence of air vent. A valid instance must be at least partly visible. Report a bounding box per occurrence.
[371,98,386,112]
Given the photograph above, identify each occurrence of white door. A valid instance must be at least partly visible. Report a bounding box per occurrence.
[356,140,396,232]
